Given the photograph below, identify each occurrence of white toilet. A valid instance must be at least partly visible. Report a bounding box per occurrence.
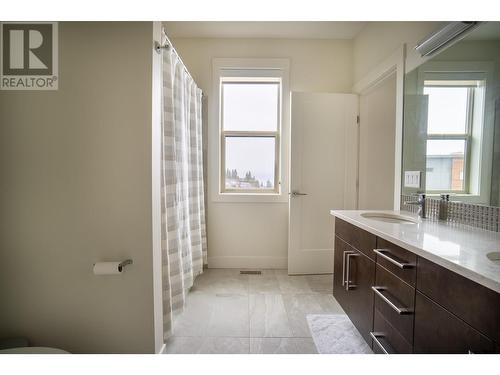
[0,347,69,354]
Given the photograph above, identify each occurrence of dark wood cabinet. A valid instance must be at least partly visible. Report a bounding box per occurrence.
[335,218,376,260]
[414,292,495,354]
[333,217,500,354]
[417,256,500,344]
[373,309,412,354]
[333,237,350,312]
[375,238,417,286]
[333,220,376,345]
[344,248,376,343]
[373,264,414,343]
[333,235,375,343]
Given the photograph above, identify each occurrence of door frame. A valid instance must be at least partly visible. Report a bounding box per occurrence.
[352,44,406,210]
[151,21,165,354]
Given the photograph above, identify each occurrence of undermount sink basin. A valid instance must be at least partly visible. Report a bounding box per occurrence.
[486,252,500,265]
[360,212,419,224]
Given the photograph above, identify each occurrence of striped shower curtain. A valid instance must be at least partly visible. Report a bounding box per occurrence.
[161,44,207,340]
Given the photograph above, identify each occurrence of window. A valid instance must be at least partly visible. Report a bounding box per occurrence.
[413,61,493,203]
[220,78,281,193]
[423,80,484,193]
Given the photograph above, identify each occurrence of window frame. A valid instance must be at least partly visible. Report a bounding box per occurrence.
[414,61,494,204]
[423,82,475,194]
[220,79,281,194]
[210,58,290,203]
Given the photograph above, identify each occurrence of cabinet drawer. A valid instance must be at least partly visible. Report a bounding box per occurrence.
[417,256,500,343]
[414,291,495,354]
[345,249,376,344]
[373,264,415,343]
[375,238,416,286]
[372,309,413,354]
[335,218,376,260]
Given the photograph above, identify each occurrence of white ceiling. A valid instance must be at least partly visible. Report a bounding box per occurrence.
[163,21,367,40]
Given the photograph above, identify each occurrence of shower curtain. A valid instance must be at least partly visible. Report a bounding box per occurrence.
[161,43,207,340]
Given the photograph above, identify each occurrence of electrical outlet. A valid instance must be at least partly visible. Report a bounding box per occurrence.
[404,171,421,188]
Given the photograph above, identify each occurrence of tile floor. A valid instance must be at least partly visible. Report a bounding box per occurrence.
[164,269,346,354]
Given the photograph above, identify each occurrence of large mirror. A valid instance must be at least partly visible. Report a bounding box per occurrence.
[402,22,500,206]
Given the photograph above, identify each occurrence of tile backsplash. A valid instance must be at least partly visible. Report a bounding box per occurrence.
[401,194,500,232]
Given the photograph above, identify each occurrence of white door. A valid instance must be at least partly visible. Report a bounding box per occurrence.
[288,92,358,274]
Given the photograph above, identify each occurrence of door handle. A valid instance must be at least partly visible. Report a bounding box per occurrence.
[342,250,355,286]
[289,191,308,197]
[345,253,360,291]
[371,286,413,315]
[373,249,414,269]
[370,332,391,354]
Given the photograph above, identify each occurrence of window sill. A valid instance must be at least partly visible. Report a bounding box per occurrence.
[221,191,279,195]
[426,193,471,196]
[426,193,488,205]
[426,193,475,197]
[211,191,288,203]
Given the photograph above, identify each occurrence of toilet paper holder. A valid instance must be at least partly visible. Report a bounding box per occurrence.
[92,259,134,275]
[118,259,133,272]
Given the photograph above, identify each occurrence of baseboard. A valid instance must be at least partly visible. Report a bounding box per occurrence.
[207,256,287,269]
[288,248,334,275]
[157,343,166,354]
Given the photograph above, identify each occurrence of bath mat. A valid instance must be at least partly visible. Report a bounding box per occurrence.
[306,314,373,354]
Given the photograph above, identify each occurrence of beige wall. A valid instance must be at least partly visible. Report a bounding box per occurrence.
[353,22,444,83]
[353,22,444,209]
[170,37,353,268]
[170,38,353,93]
[0,22,156,353]
[358,74,397,209]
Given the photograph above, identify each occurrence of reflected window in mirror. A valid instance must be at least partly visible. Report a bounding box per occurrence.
[402,22,500,207]
[423,80,485,193]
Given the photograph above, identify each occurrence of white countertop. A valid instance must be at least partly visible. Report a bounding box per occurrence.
[330,210,500,293]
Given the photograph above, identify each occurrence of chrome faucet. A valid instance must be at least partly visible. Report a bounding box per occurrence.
[404,193,426,219]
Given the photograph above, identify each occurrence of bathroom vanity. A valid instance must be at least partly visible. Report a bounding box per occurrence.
[331,210,500,354]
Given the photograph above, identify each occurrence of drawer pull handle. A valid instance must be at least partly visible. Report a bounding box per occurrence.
[371,286,413,315]
[345,252,360,291]
[373,249,414,269]
[369,332,391,354]
[342,250,355,286]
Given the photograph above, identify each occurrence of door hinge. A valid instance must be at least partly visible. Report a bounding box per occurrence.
[356,115,360,125]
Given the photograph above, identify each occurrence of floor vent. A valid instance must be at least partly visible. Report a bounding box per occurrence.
[240,270,262,275]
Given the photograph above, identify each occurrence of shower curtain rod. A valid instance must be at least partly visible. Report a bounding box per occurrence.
[156,29,204,97]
